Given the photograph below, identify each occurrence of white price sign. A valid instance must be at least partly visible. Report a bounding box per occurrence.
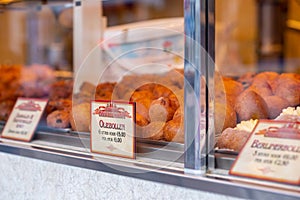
[1,98,48,142]
[230,120,300,185]
[90,100,136,159]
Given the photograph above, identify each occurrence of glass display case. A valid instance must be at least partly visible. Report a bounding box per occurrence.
[207,0,300,193]
[0,0,299,199]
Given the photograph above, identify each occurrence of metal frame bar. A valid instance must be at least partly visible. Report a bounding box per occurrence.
[184,0,205,174]
[184,0,215,174]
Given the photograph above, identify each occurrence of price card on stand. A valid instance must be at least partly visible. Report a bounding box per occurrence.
[230,120,300,185]
[90,100,136,159]
[1,98,48,142]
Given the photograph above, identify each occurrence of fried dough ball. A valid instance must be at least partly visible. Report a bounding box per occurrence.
[46,110,70,129]
[129,91,154,126]
[70,103,90,132]
[273,74,300,106]
[95,91,113,101]
[149,97,175,122]
[253,71,279,86]
[223,78,244,106]
[49,79,73,100]
[95,82,116,100]
[237,72,256,88]
[136,113,150,127]
[249,82,273,98]
[168,89,183,112]
[153,84,173,99]
[0,65,21,84]
[234,89,269,122]
[135,83,155,92]
[173,107,182,119]
[96,82,116,93]
[136,121,165,140]
[264,96,290,119]
[46,99,72,114]
[215,76,243,107]
[80,81,96,95]
[163,116,184,143]
[217,128,251,151]
[130,90,154,108]
[214,102,237,134]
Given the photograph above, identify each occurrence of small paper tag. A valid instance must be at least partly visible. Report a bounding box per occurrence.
[230,120,300,185]
[1,98,48,142]
[90,100,136,159]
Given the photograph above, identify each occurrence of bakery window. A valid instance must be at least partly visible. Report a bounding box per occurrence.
[0,0,299,199]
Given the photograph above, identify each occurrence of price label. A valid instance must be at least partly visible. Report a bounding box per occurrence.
[230,120,300,185]
[1,98,48,142]
[90,100,136,159]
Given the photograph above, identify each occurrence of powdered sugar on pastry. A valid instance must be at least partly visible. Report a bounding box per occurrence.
[234,119,258,132]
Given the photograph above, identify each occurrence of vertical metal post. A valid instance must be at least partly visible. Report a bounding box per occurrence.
[207,0,215,171]
[184,0,206,175]
[184,0,215,174]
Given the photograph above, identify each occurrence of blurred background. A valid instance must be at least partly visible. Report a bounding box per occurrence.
[0,0,299,75]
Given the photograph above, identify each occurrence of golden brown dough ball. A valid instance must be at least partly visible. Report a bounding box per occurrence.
[273,74,300,107]
[46,110,70,129]
[163,116,184,143]
[70,103,90,132]
[95,91,113,101]
[215,75,243,107]
[234,89,269,122]
[136,121,165,140]
[253,71,279,86]
[135,83,155,92]
[149,97,175,122]
[249,82,273,98]
[216,128,251,151]
[214,102,237,135]
[46,99,72,114]
[237,72,256,88]
[168,89,183,112]
[49,80,73,100]
[129,91,153,126]
[130,90,154,108]
[135,113,150,127]
[95,82,116,100]
[153,84,173,99]
[173,107,183,119]
[264,96,290,119]
[247,71,279,98]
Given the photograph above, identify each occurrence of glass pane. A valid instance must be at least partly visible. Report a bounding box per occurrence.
[214,0,300,175]
[0,0,186,167]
